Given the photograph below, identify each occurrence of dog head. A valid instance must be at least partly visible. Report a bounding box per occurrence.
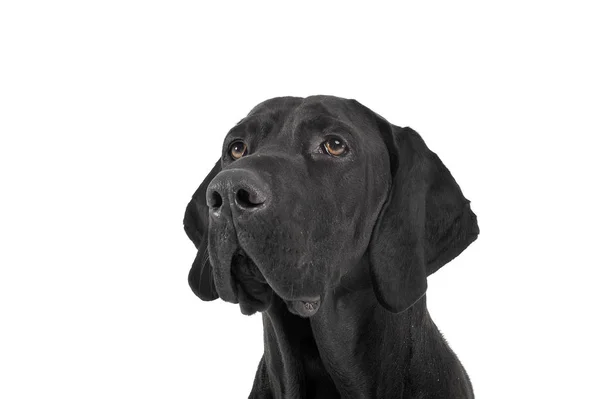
[184,96,478,316]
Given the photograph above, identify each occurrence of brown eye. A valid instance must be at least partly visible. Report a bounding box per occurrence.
[322,137,348,157]
[229,141,247,160]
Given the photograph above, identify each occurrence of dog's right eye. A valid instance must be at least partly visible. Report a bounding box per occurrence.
[229,141,248,160]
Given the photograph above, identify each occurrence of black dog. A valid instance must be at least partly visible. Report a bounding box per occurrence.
[184,95,479,398]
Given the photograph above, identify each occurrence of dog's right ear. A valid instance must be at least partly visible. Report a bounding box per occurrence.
[184,160,221,301]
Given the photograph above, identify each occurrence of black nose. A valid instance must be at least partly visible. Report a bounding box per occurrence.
[206,169,269,212]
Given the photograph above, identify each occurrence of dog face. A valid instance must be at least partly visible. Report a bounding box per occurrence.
[184,96,478,317]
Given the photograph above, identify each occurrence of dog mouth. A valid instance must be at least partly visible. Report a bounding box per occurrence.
[230,249,321,317]
[283,297,321,318]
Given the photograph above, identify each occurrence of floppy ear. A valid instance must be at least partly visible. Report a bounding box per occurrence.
[369,120,479,313]
[184,160,222,301]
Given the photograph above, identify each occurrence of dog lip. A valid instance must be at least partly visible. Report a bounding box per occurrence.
[284,296,321,318]
[230,248,273,315]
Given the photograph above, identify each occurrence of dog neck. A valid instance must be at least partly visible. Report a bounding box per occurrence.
[253,261,427,398]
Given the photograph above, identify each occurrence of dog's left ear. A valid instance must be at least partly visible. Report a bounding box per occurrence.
[184,160,222,301]
[369,118,479,313]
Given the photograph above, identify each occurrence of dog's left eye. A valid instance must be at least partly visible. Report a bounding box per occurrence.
[322,137,348,157]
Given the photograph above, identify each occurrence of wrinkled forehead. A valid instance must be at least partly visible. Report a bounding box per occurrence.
[226,96,378,144]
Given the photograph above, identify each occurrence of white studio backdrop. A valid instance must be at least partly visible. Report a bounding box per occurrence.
[1,1,599,398]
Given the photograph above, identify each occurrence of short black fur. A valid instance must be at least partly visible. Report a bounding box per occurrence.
[184,95,479,398]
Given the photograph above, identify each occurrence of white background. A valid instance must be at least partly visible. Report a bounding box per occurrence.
[1,1,599,398]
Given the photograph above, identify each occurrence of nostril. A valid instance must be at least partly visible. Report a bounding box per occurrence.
[209,191,223,209]
[236,188,264,209]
